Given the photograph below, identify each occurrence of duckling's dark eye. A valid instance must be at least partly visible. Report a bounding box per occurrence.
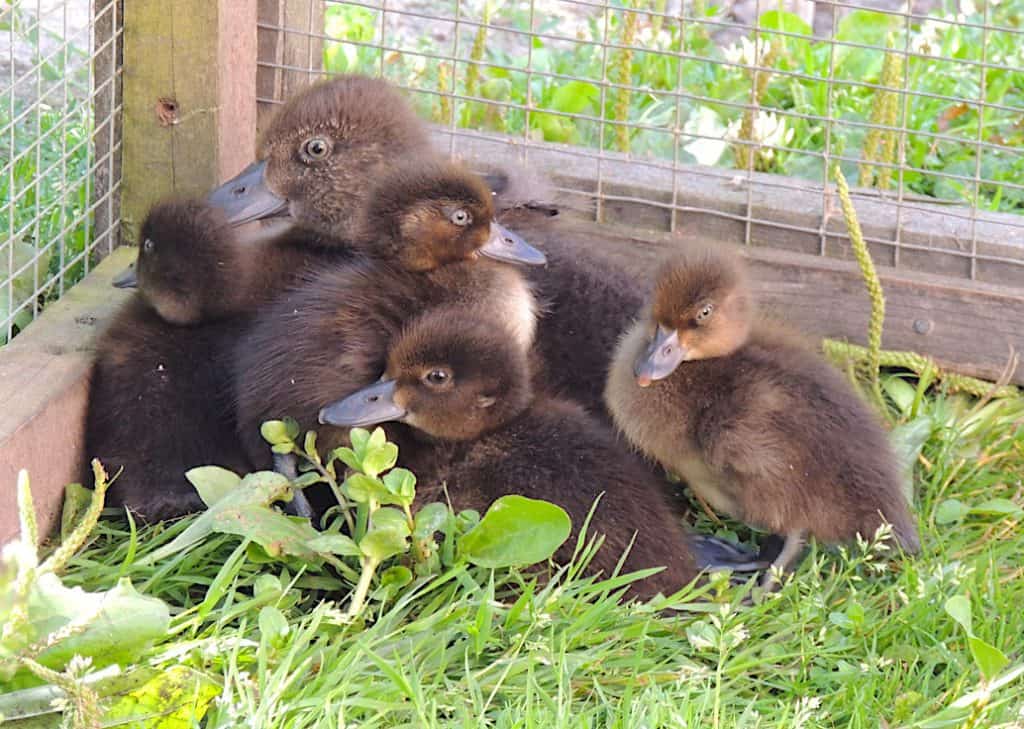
[423,369,452,387]
[142,238,155,253]
[695,303,715,324]
[450,209,472,227]
[301,137,331,162]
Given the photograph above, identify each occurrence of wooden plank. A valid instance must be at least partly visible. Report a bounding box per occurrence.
[256,0,324,135]
[121,0,257,242]
[0,249,136,545]
[433,127,1024,290]
[511,215,1024,386]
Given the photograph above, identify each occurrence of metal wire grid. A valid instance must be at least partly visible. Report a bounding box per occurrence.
[255,0,1024,286]
[1,0,122,344]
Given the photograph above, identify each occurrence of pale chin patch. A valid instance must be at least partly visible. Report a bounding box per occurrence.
[235,217,296,246]
[501,277,539,350]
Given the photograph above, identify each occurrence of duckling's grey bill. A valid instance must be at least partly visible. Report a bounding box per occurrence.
[207,160,290,226]
[318,379,406,428]
[112,266,138,289]
[634,325,686,387]
[479,222,547,266]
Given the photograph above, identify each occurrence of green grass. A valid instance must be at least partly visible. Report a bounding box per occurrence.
[324,0,1024,214]
[2,369,1022,727]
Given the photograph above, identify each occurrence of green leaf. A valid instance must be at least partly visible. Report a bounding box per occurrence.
[944,594,973,635]
[367,426,388,451]
[349,427,372,456]
[549,80,599,114]
[379,565,413,590]
[884,377,919,416]
[139,472,293,564]
[361,442,399,478]
[210,506,326,562]
[970,499,1024,518]
[272,442,295,455]
[12,577,170,675]
[344,473,388,504]
[60,482,93,543]
[758,10,812,37]
[304,430,319,459]
[935,499,969,525]
[413,502,450,539]
[330,446,362,472]
[968,636,1010,680]
[307,532,361,557]
[259,605,290,648]
[291,471,323,488]
[261,420,294,445]
[382,467,416,503]
[359,508,411,562]
[889,415,933,505]
[102,665,220,727]
[185,466,242,508]
[458,495,571,569]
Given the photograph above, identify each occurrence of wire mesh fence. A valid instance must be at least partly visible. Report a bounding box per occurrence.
[1,0,122,345]
[257,0,1024,288]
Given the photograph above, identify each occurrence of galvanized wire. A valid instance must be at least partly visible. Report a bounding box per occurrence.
[260,0,1023,288]
[1,0,122,344]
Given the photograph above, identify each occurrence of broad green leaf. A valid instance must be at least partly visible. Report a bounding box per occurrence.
[970,499,1023,518]
[307,532,361,557]
[458,495,571,569]
[549,80,599,115]
[292,471,322,488]
[185,466,241,508]
[884,377,918,416]
[367,427,388,451]
[272,442,295,455]
[344,473,388,504]
[360,508,411,562]
[330,446,362,472]
[258,605,290,647]
[935,498,969,526]
[60,482,93,543]
[944,594,973,635]
[361,442,399,478]
[413,502,450,539]
[210,506,325,562]
[757,10,812,37]
[382,467,417,503]
[12,577,170,676]
[140,472,292,564]
[481,77,512,101]
[379,565,412,590]
[261,420,294,446]
[102,665,220,727]
[303,430,319,460]
[968,636,1010,680]
[349,427,372,457]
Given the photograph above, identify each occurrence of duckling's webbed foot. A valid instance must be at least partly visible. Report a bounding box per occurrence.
[690,534,768,574]
[273,452,315,519]
[759,530,807,591]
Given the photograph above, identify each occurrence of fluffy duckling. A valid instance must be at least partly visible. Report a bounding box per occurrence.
[605,244,920,584]
[318,305,710,600]
[208,74,434,242]
[86,201,264,521]
[232,158,546,473]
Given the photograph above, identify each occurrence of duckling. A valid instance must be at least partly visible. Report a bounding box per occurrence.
[208,74,434,243]
[231,158,546,475]
[317,305,711,600]
[605,243,920,585]
[86,201,264,521]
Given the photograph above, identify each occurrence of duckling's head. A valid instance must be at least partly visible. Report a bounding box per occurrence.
[318,307,532,441]
[634,244,753,386]
[352,159,546,271]
[118,200,236,325]
[208,75,432,240]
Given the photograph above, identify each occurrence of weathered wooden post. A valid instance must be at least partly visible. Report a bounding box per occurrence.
[120,0,259,242]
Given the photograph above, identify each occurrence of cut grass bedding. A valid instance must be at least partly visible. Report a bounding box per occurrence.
[3,370,1023,728]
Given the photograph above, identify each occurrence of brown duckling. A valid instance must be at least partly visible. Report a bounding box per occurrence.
[231,158,546,475]
[208,74,434,242]
[605,244,920,585]
[318,305,721,600]
[86,201,266,521]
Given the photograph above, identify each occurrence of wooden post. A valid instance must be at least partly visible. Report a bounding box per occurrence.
[256,0,325,135]
[120,0,258,244]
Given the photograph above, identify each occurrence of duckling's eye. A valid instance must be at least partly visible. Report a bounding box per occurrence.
[423,369,452,387]
[695,303,714,324]
[449,209,472,227]
[301,137,331,162]
[142,238,155,253]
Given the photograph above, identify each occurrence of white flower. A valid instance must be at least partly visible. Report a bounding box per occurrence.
[722,36,771,68]
[911,20,944,57]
